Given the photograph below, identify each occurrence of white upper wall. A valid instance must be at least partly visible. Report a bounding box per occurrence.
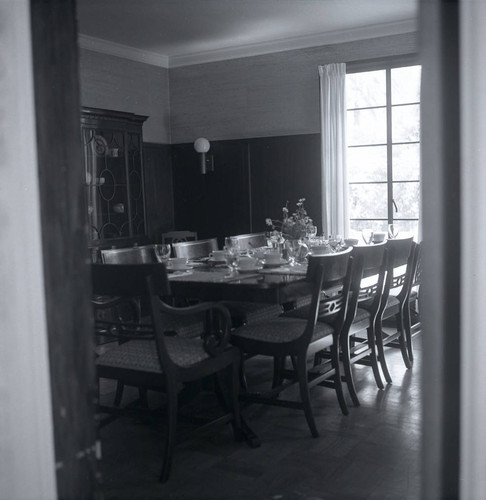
[78,49,171,144]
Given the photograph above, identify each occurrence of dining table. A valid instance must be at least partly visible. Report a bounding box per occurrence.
[167,259,313,308]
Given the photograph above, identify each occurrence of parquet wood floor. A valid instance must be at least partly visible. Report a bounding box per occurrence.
[97,334,422,499]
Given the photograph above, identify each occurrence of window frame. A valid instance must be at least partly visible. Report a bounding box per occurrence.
[346,55,421,236]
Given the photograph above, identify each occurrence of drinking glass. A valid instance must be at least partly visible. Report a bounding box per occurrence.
[285,240,300,266]
[224,247,239,274]
[361,229,374,245]
[328,234,343,252]
[388,223,399,239]
[154,244,171,263]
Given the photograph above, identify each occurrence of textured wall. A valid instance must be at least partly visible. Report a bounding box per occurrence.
[78,49,170,143]
[169,33,418,143]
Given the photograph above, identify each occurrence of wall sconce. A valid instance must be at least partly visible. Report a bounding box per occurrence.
[194,137,214,174]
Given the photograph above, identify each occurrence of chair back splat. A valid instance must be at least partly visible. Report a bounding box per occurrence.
[172,237,218,260]
[91,263,241,483]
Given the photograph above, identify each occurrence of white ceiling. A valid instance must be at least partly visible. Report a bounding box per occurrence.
[76,0,419,68]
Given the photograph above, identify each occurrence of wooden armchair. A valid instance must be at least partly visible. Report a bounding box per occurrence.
[91,263,241,482]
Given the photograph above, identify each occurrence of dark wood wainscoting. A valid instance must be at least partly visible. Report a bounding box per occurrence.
[171,134,322,246]
[143,142,174,242]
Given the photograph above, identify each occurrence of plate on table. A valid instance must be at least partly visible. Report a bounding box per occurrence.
[166,264,193,273]
[236,265,263,273]
[208,258,227,265]
[263,259,288,268]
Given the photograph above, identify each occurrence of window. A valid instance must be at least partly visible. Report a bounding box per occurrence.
[346,64,421,240]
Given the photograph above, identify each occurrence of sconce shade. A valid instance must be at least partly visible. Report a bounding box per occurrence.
[194,137,210,153]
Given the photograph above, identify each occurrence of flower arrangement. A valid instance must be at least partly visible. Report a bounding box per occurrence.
[266,198,314,240]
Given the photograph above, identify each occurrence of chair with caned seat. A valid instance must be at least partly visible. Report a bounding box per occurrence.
[283,243,389,404]
[375,237,416,381]
[172,237,218,260]
[230,248,355,437]
[161,230,197,245]
[91,263,241,483]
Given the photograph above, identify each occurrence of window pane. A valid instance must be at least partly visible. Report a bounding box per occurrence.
[349,183,388,219]
[348,146,387,182]
[347,108,387,146]
[393,181,420,218]
[391,66,421,105]
[392,104,420,142]
[389,220,419,241]
[392,143,420,181]
[349,219,388,239]
[346,70,386,108]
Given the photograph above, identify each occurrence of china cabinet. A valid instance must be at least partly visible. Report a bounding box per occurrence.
[81,107,148,245]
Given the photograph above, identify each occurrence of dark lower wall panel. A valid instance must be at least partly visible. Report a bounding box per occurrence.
[143,142,174,242]
[171,134,322,246]
[250,134,322,234]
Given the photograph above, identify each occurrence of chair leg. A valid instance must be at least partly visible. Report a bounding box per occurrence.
[231,361,242,441]
[113,381,124,407]
[340,335,360,407]
[366,325,385,390]
[160,386,178,483]
[397,310,413,369]
[403,304,415,364]
[375,320,393,384]
[238,357,248,392]
[330,344,349,415]
[272,356,285,389]
[296,354,319,438]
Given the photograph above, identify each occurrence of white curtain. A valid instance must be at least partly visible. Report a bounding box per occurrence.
[319,63,349,237]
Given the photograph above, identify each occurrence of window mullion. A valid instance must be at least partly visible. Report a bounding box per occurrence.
[386,67,393,224]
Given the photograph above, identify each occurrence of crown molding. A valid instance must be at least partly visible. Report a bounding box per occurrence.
[78,34,170,68]
[170,19,417,67]
[78,19,417,69]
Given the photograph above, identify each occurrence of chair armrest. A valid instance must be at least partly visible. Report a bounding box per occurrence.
[157,300,233,356]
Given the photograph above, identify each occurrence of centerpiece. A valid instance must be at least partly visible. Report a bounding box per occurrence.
[266,198,315,241]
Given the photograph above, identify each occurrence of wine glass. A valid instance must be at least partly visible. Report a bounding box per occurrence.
[154,244,171,263]
[388,223,399,240]
[361,229,374,246]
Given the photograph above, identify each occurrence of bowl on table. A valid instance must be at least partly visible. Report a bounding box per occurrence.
[344,238,359,247]
[372,232,387,244]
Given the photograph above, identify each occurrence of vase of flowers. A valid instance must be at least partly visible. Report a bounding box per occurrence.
[266,198,315,241]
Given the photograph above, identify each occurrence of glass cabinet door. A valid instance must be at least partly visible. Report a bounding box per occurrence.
[81,107,147,244]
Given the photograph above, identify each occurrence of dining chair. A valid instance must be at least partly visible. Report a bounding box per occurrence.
[338,242,389,399]
[230,248,355,437]
[408,241,422,338]
[161,230,198,245]
[100,245,157,264]
[172,237,218,260]
[91,263,242,482]
[375,237,416,381]
[228,232,267,251]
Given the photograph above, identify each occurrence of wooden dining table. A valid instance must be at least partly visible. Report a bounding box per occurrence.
[168,261,312,306]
